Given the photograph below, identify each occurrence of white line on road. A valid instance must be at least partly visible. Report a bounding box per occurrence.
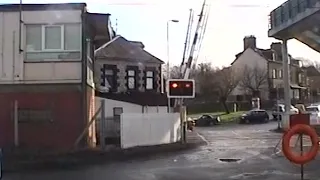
[245,150,271,160]
[197,132,210,145]
[231,131,250,139]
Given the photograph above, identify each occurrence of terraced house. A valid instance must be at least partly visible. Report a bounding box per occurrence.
[230,35,308,104]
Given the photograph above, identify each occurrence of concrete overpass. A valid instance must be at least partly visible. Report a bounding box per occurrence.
[268,0,320,129]
[269,0,320,52]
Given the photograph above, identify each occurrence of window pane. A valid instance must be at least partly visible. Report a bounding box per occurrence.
[105,69,113,75]
[26,25,41,51]
[146,71,153,77]
[128,70,135,76]
[128,77,135,89]
[65,24,81,50]
[146,77,153,89]
[106,76,115,88]
[45,26,61,49]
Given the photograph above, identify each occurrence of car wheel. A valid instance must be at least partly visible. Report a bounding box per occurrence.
[264,117,269,123]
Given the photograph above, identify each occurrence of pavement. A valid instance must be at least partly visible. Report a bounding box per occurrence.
[3,121,320,180]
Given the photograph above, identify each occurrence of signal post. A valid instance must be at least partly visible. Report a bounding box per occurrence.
[167,79,195,143]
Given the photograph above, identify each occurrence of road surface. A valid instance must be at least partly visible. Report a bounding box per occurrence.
[3,122,318,180]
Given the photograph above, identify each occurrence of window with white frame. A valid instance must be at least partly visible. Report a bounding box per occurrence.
[25,24,81,61]
[127,70,136,89]
[298,73,302,83]
[272,69,277,79]
[278,69,283,79]
[146,71,154,89]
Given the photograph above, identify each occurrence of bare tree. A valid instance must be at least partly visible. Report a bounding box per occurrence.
[196,63,216,97]
[239,65,268,97]
[196,64,239,113]
[213,67,240,114]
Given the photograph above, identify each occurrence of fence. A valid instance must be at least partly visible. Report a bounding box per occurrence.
[120,113,181,149]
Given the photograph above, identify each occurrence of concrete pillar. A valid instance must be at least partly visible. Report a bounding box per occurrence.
[281,39,291,130]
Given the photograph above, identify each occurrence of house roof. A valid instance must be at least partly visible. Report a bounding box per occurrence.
[95,91,173,106]
[232,47,300,67]
[304,66,320,76]
[95,35,164,64]
[232,48,273,65]
[0,3,86,11]
[130,41,145,48]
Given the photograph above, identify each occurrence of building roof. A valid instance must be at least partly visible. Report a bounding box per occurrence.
[95,35,164,64]
[232,47,300,67]
[130,41,145,48]
[304,65,320,76]
[0,3,86,11]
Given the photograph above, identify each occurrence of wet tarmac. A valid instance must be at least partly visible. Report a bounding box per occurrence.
[3,121,320,180]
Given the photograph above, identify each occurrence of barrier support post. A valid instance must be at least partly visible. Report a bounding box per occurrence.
[300,134,304,180]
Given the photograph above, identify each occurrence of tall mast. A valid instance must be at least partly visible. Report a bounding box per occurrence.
[180,9,194,77]
[183,0,206,79]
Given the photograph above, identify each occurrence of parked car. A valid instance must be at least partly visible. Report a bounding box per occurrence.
[272,104,299,120]
[306,105,320,125]
[239,109,269,124]
[195,114,221,126]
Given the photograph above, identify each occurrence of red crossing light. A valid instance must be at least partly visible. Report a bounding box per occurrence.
[172,83,178,88]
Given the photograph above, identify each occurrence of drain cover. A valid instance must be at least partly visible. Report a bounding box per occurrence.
[219,158,241,162]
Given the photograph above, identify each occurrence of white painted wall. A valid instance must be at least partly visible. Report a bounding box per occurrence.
[120,113,181,149]
[0,10,82,84]
[95,97,168,137]
[231,48,269,97]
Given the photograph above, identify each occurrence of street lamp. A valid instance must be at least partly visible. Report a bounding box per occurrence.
[166,19,179,113]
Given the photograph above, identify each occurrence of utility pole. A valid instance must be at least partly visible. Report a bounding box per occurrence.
[166,19,179,113]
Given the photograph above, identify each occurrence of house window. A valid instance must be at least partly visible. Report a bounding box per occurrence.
[298,73,302,83]
[272,69,277,79]
[146,71,154,90]
[278,69,283,79]
[101,65,116,91]
[25,24,81,61]
[105,69,116,88]
[127,70,136,89]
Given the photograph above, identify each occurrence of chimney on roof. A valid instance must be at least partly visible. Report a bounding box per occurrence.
[270,42,282,61]
[243,35,256,50]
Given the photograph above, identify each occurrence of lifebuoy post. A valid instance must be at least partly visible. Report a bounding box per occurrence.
[289,113,310,128]
[282,113,318,180]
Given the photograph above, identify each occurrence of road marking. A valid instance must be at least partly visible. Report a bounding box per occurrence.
[196,132,210,145]
[245,150,271,160]
[231,131,250,139]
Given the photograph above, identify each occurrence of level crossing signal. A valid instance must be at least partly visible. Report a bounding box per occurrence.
[167,79,195,98]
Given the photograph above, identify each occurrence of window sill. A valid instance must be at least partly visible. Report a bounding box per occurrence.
[24,59,82,63]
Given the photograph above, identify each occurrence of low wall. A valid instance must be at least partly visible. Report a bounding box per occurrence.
[120,113,181,149]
